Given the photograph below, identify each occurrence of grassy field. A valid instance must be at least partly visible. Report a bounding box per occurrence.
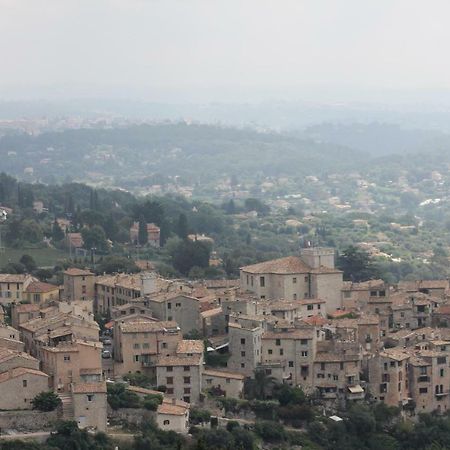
[0,247,69,268]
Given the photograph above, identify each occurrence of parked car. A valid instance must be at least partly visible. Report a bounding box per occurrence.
[102,350,112,359]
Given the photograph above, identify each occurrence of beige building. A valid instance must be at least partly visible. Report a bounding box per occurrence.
[72,381,108,431]
[95,272,158,314]
[0,348,39,373]
[24,281,60,305]
[156,353,203,404]
[202,369,245,398]
[11,303,40,329]
[64,268,95,302]
[156,399,190,434]
[368,348,410,407]
[20,312,99,356]
[261,326,318,391]
[240,248,343,313]
[39,340,103,392]
[0,367,49,410]
[113,319,182,376]
[0,274,37,305]
[341,279,388,310]
[130,222,161,247]
[146,292,202,335]
[227,318,263,377]
[313,340,363,400]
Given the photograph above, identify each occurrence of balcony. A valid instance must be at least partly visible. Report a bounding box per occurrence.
[417,376,430,383]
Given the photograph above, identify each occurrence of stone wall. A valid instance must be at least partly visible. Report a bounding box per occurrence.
[0,410,58,433]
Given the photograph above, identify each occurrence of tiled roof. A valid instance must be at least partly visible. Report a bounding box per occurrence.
[25,281,59,293]
[0,348,37,363]
[72,382,107,394]
[200,307,222,319]
[262,329,314,340]
[176,340,204,354]
[157,354,202,366]
[0,367,48,383]
[203,369,244,380]
[341,279,385,291]
[158,402,189,415]
[64,268,93,276]
[14,303,40,313]
[120,320,179,333]
[241,256,312,274]
[0,274,33,283]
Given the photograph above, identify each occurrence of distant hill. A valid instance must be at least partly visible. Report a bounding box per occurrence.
[0,123,364,187]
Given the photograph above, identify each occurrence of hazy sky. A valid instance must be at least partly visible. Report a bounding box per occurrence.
[2,0,450,103]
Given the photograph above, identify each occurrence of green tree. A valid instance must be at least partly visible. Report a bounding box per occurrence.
[31,391,61,411]
[138,215,148,246]
[337,246,380,282]
[20,254,37,272]
[172,240,210,276]
[176,213,189,239]
[52,219,65,242]
[81,225,108,252]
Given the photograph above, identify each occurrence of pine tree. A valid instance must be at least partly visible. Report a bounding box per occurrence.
[176,213,189,239]
[138,215,148,246]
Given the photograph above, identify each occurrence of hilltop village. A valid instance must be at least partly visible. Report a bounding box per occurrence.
[1,246,450,441]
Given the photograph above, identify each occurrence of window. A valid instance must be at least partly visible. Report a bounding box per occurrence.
[379,290,386,297]
[438,357,447,365]
[321,363,325,371]
[419,388,428,394]
[23,380,27,387]
[370,290,377,297]
[184,377,191,384]
[162,343,167,349]
[184,366,190,372]
[176,303,181,307]
[307,304,313,311]
[241,351,246,357]
[240,338,246,345]
[164,420,170,425]
[344,291,351,298]
[268,349,273,355]
[251,276,254,287]
[289,361,294,367]
[340,362,344,370]
[167,366,173,372]
[167,303,172,309]
[266,369,272,375]
[279,349,284,356]
[301,351,308,357]
[133,343,140,349]
[440,368,445,377]
[293,294,297,300]
[318,304,321,310]
[276,339,281,346]
[134,355,139,362]
[64,355,70,361]
[183,396,190,403]
[143,343,149,349]
[184,388,191,394]
[166,377,173,384]
[420,366,427,375]
[304,276,308,282]
[293,278,297,284]
[300,339,308,345]
[333,375,338,381]
[241,363,245,368]
[260,276,265,287]
[87,394,94,402]
[390,361,396,367]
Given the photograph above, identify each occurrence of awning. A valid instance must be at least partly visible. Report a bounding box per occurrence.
[348,385,364,394]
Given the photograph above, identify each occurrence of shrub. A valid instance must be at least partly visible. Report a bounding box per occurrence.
[31,391,61,412]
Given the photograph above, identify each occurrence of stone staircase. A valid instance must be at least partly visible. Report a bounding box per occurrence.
[58,393,74,420]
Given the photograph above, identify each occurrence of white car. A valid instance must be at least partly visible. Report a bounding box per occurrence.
[102,350,112,359]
